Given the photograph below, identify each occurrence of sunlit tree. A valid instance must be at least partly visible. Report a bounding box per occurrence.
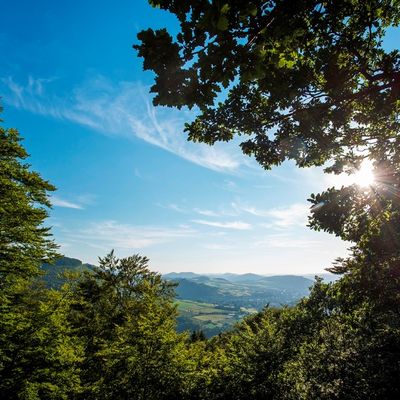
[0,111,82,399]
[0,110,57,280]
[69,251,193,399]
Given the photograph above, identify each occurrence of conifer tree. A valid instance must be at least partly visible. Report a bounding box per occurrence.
[0,111,57,279]
[0,111,82,399]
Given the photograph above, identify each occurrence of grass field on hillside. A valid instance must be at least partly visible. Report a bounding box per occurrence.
[176,300,254,337]
[176,300,225,314]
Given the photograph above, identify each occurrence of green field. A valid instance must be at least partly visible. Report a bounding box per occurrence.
[194,314,233,322]
[176,300,253,337]
[176,300,224,314]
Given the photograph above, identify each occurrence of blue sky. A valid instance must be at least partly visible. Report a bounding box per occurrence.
[1,1,398,274]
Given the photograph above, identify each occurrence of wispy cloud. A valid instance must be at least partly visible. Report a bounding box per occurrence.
[51,196,83,209]
[193,208,220,217]
[168,204,186,213]
[231,202,310,228]
[262,203,310,228]
[158,203,186,213]
[254,233,320,248]
[219,179,240,192]
[64,220,194,249]
[192,219,251,230]
[1,76,243,173]
[191,201,310,229]
[204,243,233,250]
[75,194,96,206]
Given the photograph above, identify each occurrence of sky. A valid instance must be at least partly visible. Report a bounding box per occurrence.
[1,1,399,275]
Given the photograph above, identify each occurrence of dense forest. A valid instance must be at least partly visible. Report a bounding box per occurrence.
[2,0,400,399]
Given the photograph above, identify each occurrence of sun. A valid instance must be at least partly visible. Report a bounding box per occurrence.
[329,159,375,188]
[352,159,375,187]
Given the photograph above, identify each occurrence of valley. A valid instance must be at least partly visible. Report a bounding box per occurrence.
[41,257,336,337]
[164,272,318,336]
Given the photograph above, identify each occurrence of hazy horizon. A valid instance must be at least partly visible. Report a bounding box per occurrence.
[58,254,337,277]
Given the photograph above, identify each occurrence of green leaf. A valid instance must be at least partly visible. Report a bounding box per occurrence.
[217,15,229,31]
[221,4,230,14]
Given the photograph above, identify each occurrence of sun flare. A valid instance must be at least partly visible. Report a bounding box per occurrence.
[329,159,375,188]
[349,159,375,187]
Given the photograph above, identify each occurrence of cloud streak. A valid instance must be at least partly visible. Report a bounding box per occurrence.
[51,196,83,209]
[263,203,310,228]
[1,76,243,173]
[63,220,194,249]
[192,219,251,230]
[232,202,310,228]
[193,208,220,217]
[254,233,320,249]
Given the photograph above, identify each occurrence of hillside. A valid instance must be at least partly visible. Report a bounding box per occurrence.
[40,256,95,289]
[164,272,317,336]
[41,257,319,336]
[165,272,314,307]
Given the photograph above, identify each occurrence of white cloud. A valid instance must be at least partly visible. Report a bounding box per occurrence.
[157,203,186,213]
[190,201,310,230]
[232,202,310,228]
[264,203,310,228]
[1,76,243,173]
[254,233,320,249]
[51,196,83,209]
[168,204,186,213]
[220,179,239,192]
[241,205,270,217]
[192,219,251,230]
[193,208,220,217]
[64,220,194,249]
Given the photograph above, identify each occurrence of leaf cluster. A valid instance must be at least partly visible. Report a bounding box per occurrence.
[135,0,400,170]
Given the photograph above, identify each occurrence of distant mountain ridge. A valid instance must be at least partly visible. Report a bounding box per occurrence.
[41,257,323,304]
[164,271,337,284]
[41,257,334,296]
[163,272,201,280]
[41,256,95,288]
[163,271,323,337]
[164,272,315,307]
[41,257,332,337]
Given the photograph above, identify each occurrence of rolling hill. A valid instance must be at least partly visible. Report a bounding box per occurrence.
[40,256,95,288]
[41,257,327,336]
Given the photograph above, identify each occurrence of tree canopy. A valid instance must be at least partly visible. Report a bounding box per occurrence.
[0,111,81,400]
[68,252,191,399]
[0,110,57,279]
[135,0,400,171]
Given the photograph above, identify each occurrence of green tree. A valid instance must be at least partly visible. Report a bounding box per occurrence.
[0,282,83,400]
[190,330,207,342]
[278,267,400,400]
[135,0,400,171]
[208,310,284,400]
[0,112,83,399]
[69,251,193,399]
[0,112,57,280]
